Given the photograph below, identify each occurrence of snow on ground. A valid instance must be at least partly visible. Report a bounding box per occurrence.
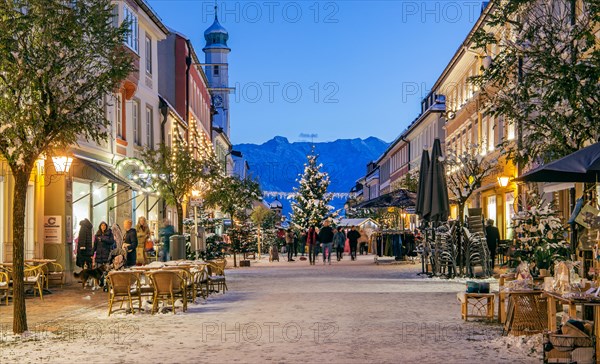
[0,255,540,363]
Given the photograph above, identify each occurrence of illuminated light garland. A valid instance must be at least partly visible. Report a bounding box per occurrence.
[263,191,351,199]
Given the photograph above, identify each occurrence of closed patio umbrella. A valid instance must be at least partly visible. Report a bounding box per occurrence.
[518,142,600,183]
[415,149,430,219]
[422,138,450,223]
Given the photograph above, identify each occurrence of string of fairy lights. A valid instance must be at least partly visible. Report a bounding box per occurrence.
[114,116,218,195]
[262,191,352,199]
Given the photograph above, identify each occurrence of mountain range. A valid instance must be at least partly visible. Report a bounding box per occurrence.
[234,136,389,214]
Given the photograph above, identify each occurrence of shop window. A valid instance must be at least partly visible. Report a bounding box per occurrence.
[92,183,109,231]
[505,192,515,240]
[72,181,91,247]
[487,195,497,229]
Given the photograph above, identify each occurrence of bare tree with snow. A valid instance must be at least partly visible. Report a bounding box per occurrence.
[0,0,133,333]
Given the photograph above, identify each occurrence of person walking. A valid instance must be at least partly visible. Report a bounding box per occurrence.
[76,218,94,269]
[306,225,318,265]
[347,226,361,261]
[285,228,295,262]
[277,228,286,254]
[318,220,335,265]
[299,230,307,257]
[333,227,346,261]
[136,216,151,265]
[358,228,369,255]
[123,219,138,267]
[485,219,500,270]
[94,221,114,265]
[293,231,299,258]
[159,219,175,262]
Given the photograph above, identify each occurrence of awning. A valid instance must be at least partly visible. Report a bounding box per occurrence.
[517,142,600,183]
[338,218,379,227]
[355,189,416,209]
[543,182,575,194]
[76,157,132,187]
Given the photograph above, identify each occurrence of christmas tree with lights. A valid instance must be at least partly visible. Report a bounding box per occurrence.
[291,147,337,229]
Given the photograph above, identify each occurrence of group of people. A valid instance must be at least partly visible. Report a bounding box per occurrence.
[75,217,177,270]
[281,220,369,265]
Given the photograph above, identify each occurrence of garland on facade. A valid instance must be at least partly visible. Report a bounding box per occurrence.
[263,191,350,199]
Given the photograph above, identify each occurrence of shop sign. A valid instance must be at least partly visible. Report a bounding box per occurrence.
[44,216,61,244]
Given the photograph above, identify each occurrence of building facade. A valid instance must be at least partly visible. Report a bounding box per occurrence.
[39,0,168,273]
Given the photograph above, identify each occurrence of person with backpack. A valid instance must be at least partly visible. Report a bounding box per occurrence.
[333,227,346,261]
[318,219,335,265]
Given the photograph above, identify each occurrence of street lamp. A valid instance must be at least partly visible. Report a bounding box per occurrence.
[52,156,73,173]
[497,176,510,187]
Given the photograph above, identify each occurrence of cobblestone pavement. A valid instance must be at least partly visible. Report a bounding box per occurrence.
[0,255,538,363]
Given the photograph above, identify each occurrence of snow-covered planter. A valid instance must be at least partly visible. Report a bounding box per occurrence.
[512,192,569,270]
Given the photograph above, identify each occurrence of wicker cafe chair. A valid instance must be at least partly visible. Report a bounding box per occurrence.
[46,262,65,288]
[214,258,227,271]
[137,273,154,305]
[148,270,187,314]
[0,271,9,305]
[23,266,44,301]
[162,267,196,304]
[194,268,209,300]
[206,262,227,294]
[106,271,142,316]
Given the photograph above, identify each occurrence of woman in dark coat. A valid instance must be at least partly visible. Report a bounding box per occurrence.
[76,218,94,268]
[123,219,138,267]
[94,221,114,265]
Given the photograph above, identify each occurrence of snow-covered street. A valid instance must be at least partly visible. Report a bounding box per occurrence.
[1,256,540,363]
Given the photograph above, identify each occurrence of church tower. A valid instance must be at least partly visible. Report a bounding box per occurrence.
[203,6,231,136]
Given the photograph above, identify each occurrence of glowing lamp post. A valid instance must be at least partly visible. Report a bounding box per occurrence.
[52,156,73,174]
[497,176,510,188]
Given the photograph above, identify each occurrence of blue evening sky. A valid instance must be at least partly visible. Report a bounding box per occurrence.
[147,0,483,144]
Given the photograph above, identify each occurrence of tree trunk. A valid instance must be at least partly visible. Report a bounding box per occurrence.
[230,212,237,268]
[176,203,184,234]
[458,203,465,226]
[12,169,30,334]
[458,203,465,276]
